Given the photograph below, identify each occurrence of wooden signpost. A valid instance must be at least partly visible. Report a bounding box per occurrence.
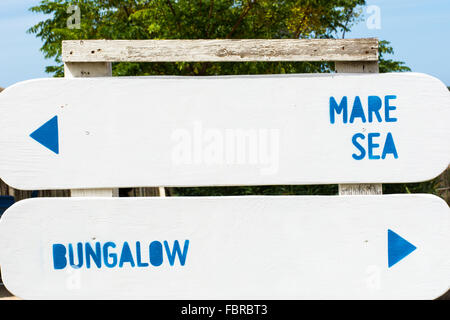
[0,39,449,300]
[0,73,448,190]
[0,195,448,299]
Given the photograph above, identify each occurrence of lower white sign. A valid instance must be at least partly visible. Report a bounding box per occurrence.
[0,195,449,299]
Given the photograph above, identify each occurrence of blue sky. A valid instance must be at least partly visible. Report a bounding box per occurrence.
[0,0,449,88]
[346,0,450,86]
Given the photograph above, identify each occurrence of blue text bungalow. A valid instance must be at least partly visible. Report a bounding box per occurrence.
[330,95,399,160]
[52,240,189,270]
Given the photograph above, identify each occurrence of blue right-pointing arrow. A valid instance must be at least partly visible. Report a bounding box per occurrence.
[388,229,417,268]
[29,115,59,154]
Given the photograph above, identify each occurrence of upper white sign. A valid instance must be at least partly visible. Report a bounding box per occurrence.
[0,73,448,189]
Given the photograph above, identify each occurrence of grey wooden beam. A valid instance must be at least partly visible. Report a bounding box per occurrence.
[62,38,379,63]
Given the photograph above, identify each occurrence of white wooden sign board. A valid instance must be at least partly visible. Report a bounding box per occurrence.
[0,73,448,189]
[0,195,448,299]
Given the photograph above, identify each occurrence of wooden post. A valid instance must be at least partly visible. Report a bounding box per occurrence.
[63,61,164,198]
[335,61,382,195]
[64,62,118,197]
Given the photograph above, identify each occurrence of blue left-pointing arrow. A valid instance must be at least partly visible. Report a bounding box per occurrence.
[30,115,59,154]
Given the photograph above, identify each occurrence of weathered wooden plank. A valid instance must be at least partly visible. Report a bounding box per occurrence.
[0,195,448,299]
[64,62,112,78]
[70,188,118,197]
[62,39,379,62]
[339,184,382,195]
[0,73,448,190]
[335,61,380,74]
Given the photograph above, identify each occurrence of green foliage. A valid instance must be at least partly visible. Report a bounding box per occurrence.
[29,0,368,76]
[383,178,441,196]
[171,185,338,197]
[28,0,438,198]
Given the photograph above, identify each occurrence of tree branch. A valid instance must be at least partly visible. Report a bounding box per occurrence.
[226,0,256,39]
[294,15,308,39]
[166,0,181,30]
[205,0,214,38]
[341,7,354,39]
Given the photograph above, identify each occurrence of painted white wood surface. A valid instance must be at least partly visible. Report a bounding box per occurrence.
[0,195,448,299]
[336,58,382,195]
[0,73,448,190]
[65,60,117,198]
